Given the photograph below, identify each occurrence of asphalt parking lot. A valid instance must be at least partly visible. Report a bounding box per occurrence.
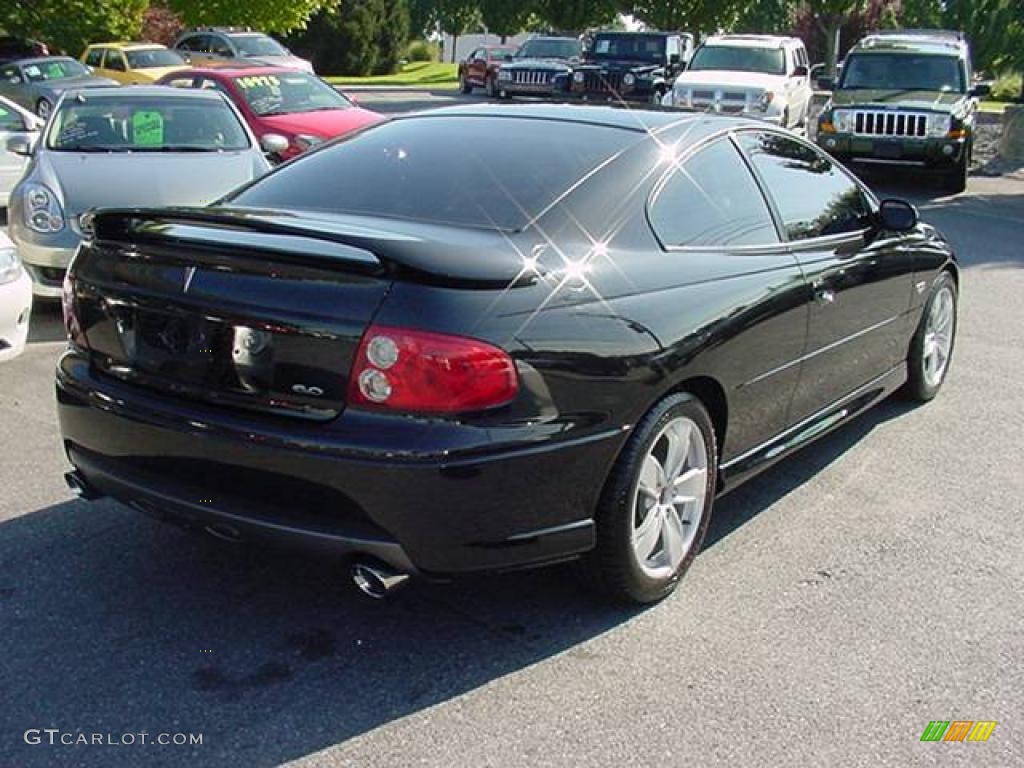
[1,93,1022,767]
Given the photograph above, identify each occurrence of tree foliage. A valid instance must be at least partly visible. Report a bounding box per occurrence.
[479,0,532,40]
[286,0,410,75]
[531,0,620,32]
[0,0,148,55]
[164,0,337,34]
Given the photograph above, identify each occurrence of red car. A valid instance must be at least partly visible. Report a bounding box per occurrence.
[458,45,518,97]
[157,66,383,160]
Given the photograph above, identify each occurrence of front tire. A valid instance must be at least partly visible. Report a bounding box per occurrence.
[486,75,497,98]
[459,75,471,95]
[941,150,969,194]
[586,393,717,604]
[903,271,957,402]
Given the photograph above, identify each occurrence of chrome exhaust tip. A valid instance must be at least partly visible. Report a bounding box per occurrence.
[351,559,410,599]
[64,471,102,501]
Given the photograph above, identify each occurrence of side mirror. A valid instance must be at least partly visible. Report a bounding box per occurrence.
[878,199,918,232]
[793,65,808,78]
[970,83,991,97]
[260,133,289,155]
[349,94,360,106]
[6,134,33,156]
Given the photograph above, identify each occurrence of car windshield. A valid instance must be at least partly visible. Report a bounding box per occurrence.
[688,46,786,75]
[125,48,186,69]
[22,58,88,82]
[588,35,665,62]
[516,39,580,60]
[232,72,351,116]
[227,116,632,230]
[840,53,965,92]
[47,96,250,152]
[231,35,288,57]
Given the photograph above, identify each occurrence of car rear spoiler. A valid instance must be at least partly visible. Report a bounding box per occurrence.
[90,207,540,289]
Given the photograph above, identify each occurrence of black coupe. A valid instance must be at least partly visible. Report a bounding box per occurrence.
[57,105,958,603]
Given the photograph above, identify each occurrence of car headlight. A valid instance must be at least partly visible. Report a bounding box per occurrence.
[623,73,636,87]
[832,109,854,133]
[926,114,952,138]
[0,245,22,285]
[293,134,324,151]
[673,86,691,107]
[23,183,65,234]
[754,91,776,112]
[573,71,584,84]
[498,69,512,81]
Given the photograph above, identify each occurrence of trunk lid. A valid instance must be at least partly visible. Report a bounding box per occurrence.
[69,207,535,420]
[72,208,393,421]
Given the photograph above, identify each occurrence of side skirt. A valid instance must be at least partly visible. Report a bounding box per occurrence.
[718,363,908,494]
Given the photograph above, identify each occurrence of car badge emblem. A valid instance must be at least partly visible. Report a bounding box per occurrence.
[291,384,325,397]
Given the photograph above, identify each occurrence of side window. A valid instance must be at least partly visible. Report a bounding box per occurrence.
[649,139,779,249]
[1,64,21,82]
[84,48,104,68]
[737,132,872,241]
[103,50,126,71]
[191,35,213,53]
[211,36,233,57]
[176,36,196,52]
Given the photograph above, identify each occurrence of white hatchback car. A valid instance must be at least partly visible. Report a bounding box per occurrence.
[664,35,814,130]
[0,231,32,362]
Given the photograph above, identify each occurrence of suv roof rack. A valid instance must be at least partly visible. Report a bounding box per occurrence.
[869,28,963,41]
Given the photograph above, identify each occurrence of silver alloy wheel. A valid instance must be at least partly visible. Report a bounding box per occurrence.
[922,285,955,387]
[632,415,709,579]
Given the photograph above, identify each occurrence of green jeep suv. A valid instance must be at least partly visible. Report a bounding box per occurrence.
[816,30,989,193]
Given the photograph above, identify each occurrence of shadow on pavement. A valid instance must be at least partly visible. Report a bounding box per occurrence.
[0,391,918,767]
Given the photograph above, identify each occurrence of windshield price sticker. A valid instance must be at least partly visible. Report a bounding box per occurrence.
[132,110,164,146]
[237,75,281,90]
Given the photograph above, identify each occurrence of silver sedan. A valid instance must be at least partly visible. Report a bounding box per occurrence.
[6,86,274,297]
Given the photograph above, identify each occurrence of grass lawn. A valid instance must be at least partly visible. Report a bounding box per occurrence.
[325,62,459,88]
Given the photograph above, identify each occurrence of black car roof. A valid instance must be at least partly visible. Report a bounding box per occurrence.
[402,103,703,134]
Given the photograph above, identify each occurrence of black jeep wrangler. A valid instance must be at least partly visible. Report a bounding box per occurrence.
[570,31,694,104]
[816,30,989,193]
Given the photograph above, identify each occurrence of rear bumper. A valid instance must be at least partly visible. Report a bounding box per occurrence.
[57,350,624,575]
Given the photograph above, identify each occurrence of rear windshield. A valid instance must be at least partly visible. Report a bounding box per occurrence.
[688,45,785,75]
[231,35,288,57]
[588,35,665,61]
[47,96,250,152]
[840,53,965,92]
[228,116,632,230]
[125,48,186,69]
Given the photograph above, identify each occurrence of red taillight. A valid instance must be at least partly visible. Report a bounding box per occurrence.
[348,325,518,413]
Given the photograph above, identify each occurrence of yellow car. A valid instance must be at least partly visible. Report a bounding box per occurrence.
[81,42,190,84]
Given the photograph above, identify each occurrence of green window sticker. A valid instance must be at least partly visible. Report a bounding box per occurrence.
[132,110,164,146]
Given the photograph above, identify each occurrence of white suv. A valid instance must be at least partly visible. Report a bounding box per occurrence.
[664,35,814,130]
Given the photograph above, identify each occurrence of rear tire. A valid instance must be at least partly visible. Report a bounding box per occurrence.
[459,75,471,94]
[902,271,957,402]
[486,75,497,98]
[585,393,717,604]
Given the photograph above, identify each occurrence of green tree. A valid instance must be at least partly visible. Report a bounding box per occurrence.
[286,0,408,75]
[904,0,1024,76]
[734,0,796,34]
[630,0,742,36]
[433,0,480,62]
[802,0,870,76]
[165,0,337,34]
[479,0,531,41]
[531,0,620,32]
[0,0,148,56]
